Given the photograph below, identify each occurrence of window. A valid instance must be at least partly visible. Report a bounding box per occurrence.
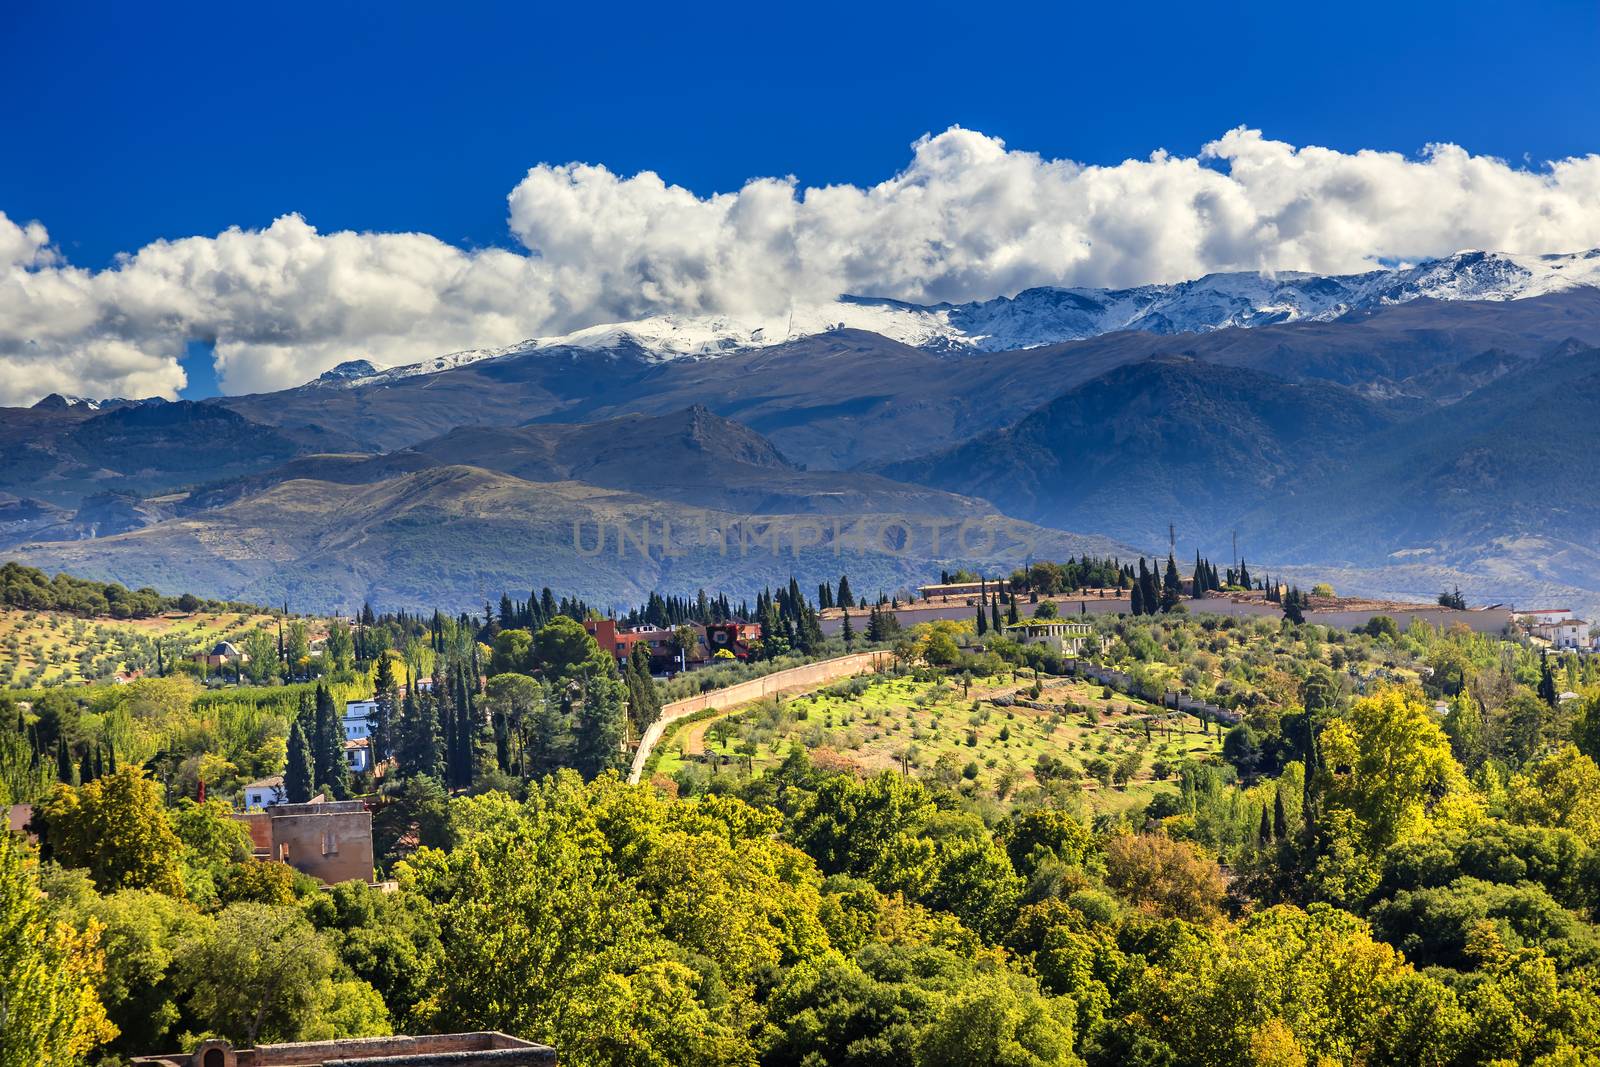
[322,830,338,856]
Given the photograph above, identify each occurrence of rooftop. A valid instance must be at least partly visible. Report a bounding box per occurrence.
[132,1031,553,1066]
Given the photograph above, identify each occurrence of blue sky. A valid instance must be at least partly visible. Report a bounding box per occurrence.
[3,0,1597,269]
[4,0,1600,405]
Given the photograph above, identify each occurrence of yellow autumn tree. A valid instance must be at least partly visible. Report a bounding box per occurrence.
[1317,688,1477,855]
[1505,744,1600,846]
[0,831,117,1066]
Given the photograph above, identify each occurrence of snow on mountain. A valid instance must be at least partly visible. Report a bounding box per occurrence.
[311,249,1600,388]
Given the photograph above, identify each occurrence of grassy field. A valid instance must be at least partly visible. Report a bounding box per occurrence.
[655,671,1225,814]
[0,608,283,688]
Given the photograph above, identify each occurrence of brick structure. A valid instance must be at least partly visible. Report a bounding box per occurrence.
[132,1032,555,1066]
[231,798,374,884]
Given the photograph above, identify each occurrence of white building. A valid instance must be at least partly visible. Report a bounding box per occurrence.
[1003,619,1093,656]
[243,775,286,810]
[1534,618,1590,650]
[343,699,377,741]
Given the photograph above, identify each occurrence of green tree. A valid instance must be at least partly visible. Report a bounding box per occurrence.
[241,626,280,684]
[284,620,311,672]
[325,621,356,672]
[1505,745,1600,846]
[179,902,385,1046]
[489,628,533,676]
[1572,692,1600,765]
[404,775,724,1066]
[77,888,210,1056]
[1102,833,1226,921]
[571,674,627,780]
[313,684,350,799]
[535,617,608,681]
[1442,688,1487,769]
[171,797,254,902]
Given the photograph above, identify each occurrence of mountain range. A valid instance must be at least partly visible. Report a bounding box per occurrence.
[7,250,1600,613]
[291,248,1600,378]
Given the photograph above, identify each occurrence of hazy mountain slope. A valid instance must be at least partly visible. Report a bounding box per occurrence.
[0,399,300,506]
[1239,343,1600,603]
[214,342,664,454]
[12,463,1130,613]
[11,408,1131,611]
[878,355,1400,545]
[179,406,1001,519]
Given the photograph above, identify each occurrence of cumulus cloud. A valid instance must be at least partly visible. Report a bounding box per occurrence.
[5,126,1600,404]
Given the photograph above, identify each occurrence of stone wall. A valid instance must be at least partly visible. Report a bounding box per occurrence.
[628,650,895,783]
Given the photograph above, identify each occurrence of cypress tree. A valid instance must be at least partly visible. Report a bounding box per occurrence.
[1131,581,1145,617]
[56,740,73,784]
[1162,554,1181,611]
[976,601,988,636]
[1007,594,1020,626]
[285,721,314,803]
[1273,786,1288,840]
[991,595,1003,634]
[841,609,855,648]
[455,665,476,787]
[313,683,349,799]
[836,575,853,609]
[1539,655,1559,708]
[106,740,115,775]
[371,654,397,766]
[78,747,93,786]
[1257,804,1272,846]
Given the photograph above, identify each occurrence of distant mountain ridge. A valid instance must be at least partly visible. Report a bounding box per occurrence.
[306,248,1600,383]
[8,407,1127,611]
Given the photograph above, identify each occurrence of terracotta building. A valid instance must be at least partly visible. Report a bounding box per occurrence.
[231,798,374,884]
[132,1032,554,1066]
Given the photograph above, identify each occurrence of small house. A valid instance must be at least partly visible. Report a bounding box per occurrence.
[242,775,285,811]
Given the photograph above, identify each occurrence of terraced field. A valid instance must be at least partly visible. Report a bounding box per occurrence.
[655,671,1225,813]
[0,608,282,687]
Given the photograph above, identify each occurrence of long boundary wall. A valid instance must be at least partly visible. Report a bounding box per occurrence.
[628,649,895,784]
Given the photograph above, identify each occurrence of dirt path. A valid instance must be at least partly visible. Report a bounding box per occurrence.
[680,715,717,756]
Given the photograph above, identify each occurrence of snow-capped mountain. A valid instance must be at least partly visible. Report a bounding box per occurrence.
[316,249,1600,386]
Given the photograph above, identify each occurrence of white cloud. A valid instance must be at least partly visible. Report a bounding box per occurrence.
[5,126,1600,405]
